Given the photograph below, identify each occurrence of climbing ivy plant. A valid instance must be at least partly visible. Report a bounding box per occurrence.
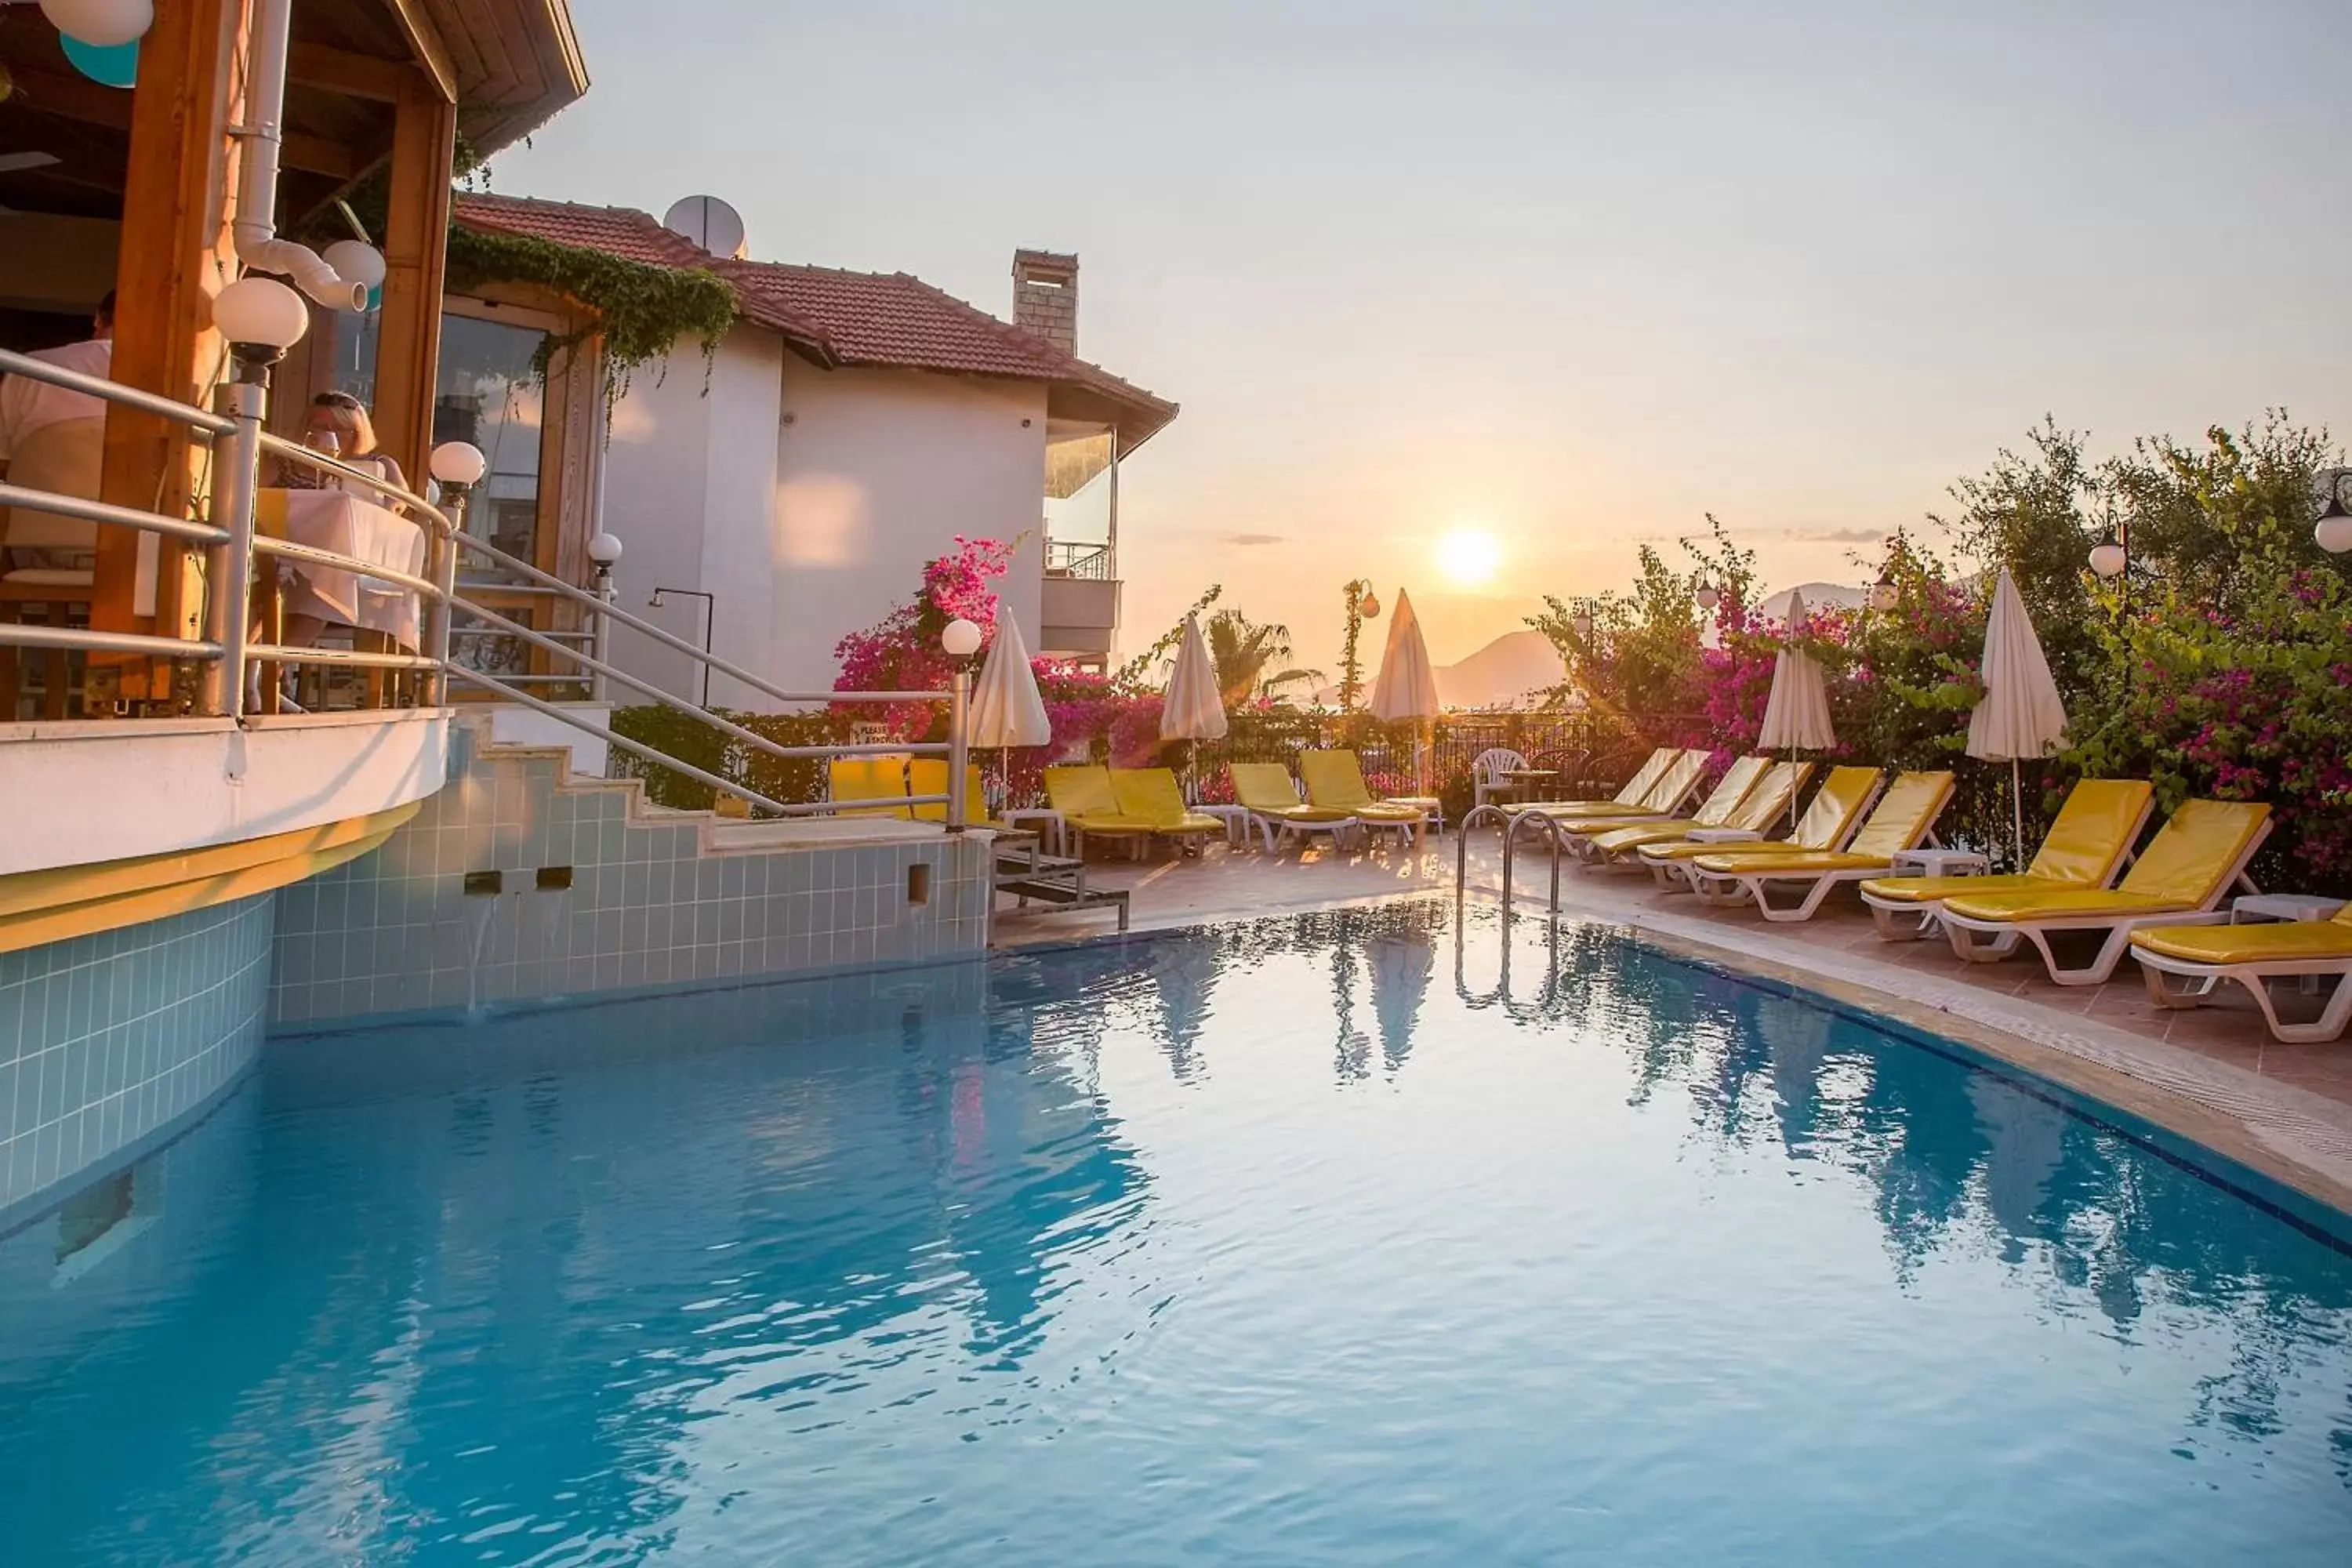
[442,224,738,401]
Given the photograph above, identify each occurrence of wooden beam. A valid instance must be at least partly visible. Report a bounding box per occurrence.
[281,130,357,181]
[286,41,415,103]
[90,0,240,706]
[9,67,134,131]
[370,71,457,488]
[381,0,459,103]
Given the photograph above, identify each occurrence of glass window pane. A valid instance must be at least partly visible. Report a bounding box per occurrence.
[332,310,379,406]
[434,314,549,580]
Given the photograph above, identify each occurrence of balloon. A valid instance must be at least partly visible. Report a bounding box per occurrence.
[60,34,139,90]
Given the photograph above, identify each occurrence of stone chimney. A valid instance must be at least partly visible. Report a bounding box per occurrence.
[1012,249,1079,354]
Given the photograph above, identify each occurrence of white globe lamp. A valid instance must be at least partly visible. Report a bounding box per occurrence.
[941,618,983,659]
[1693,581,1721,613]
[2088,541,2127,579]
[210,275,308,357]
[2316,510,2352,556]
[1867,577,1900,613]
[40,0,153,49]
[586,532,624,568]
[430,441,488,487]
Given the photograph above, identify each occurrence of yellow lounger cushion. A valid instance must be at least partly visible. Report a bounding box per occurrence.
[1640,837,1826,864]
[1859,872,2067,904]
[829,756,913,818]
[2130,916,2352,966]
[1697,771,1955,875]
[1228,764,1354,822]
[1300,750,1428,821]
[1940,887,2198,924]
[1109,768,1224,834]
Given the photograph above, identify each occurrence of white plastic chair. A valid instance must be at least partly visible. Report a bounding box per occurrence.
[1471,748,1528,811]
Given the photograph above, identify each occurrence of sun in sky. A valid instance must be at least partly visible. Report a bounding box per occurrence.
[1436,528,1502,587]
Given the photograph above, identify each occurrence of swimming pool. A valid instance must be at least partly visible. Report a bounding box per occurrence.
[2,901,2348,1564]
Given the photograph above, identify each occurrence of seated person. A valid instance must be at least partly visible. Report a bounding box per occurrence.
[0,292,113,575]
[273,390,407,501]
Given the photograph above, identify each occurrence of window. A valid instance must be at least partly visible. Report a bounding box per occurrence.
[434,311,551,580]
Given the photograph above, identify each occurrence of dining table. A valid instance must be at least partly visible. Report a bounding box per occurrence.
[255,488,428,651]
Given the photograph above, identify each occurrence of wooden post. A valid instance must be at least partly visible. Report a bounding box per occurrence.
[89,0,241,706]
[372,70,458,491]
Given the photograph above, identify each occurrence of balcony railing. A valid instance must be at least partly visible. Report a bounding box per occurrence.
[0,347,977,827]
[1044,540,1113,579]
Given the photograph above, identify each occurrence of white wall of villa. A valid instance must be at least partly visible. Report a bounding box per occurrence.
[599,328,1049,712]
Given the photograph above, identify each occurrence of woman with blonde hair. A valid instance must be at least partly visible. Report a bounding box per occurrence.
[276,390,407,497]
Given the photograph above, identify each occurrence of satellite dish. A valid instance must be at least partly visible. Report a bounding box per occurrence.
[662,194,747,259]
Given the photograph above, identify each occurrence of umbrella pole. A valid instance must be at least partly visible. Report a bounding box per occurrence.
[2012,758,2025,872]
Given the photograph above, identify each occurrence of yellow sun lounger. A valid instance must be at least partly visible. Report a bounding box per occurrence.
[1638,765,1884,891]
[828,755,914,818]
[1583,760,1813,869]
[1044,764,1157,855]
[1299,750,1433,844]
[1229,762,1357,853]
[2132,900,2352,1044]
[908,760,1006,830]
[1856,779,2154,940]
[1515,748,1711,825]
[1937,799,2274,986]
[1685,771,1956,922]
[1553,755,1769,860]
[1110,768,1225,854]
[1497,745,1679,819]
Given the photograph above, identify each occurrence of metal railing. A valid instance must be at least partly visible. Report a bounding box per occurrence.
[0,347,974,828]
[1044,539,1113,579]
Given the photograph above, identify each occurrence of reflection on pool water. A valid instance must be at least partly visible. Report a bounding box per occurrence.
[2,902,2349,1565]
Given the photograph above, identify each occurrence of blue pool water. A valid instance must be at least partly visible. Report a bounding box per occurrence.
[2,902,2350,1565]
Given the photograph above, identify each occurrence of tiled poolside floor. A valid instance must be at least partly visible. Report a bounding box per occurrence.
[993,829,2352,1206]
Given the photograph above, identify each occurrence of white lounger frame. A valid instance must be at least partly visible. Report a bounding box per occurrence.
[1690,854,1934,924]
[1937,821,2272,986]
[1246,811,1359,855]
[2135,945,2352,1044]
[1645,776,1887,894]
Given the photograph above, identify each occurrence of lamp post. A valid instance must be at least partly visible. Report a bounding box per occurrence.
[204,275,308,717]
[1339,578,1380,711]
[2089,509,2129,615]
[648,586,715,708]
[2314,468,2352,555]
[424,441,485,704]
[585,532,622,702]
[940,616,982,832]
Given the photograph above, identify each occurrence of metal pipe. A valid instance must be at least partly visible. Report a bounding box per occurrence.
[453,533,943,706]
[430,486,464,703]
[250,536,442,600]
[231,0,367,310]
[201,377,263,715]
[948,667,971,831]
[0,348,236,434]
[0,626,223,659]
[0,484,229,546]
[244,644,441,670]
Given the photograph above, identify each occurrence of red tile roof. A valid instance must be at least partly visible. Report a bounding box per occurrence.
[450,194,1177,445]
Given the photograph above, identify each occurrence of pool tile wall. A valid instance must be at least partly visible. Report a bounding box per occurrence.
[269,724,993,1029]
[0,895,272,1229]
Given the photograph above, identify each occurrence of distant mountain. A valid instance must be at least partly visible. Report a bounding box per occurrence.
[1436,630,1564,710]
[1756,583,1866,620]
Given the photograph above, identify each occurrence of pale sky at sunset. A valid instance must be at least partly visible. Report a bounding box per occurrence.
[494,0,2351,673]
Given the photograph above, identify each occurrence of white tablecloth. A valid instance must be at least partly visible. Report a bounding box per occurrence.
[260,489,426,651]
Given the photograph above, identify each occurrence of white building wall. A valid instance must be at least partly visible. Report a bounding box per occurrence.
[596,336,1051,714]
[771,362,1047,709]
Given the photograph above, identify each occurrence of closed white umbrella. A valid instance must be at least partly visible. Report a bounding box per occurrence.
[1160,614,1227,800]
[1756,588,1836,833]
[1965,568,2068,867]
[1370,588,1443,793]
[1160,614,1229,741]
[969,612,1052,749]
